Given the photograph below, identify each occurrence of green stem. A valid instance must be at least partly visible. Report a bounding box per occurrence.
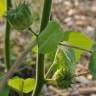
[32,0,52,96]
[28,28,38,37]
[5,0,12,70]
[59,42,92,53]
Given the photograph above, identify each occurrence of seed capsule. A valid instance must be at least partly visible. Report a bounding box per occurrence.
[7,2,32,30]
[53,68,74,88]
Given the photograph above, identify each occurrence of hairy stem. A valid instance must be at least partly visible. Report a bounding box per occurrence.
[32,0,52,96]
[5,0,12,70]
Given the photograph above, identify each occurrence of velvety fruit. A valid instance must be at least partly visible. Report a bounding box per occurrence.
[53,68,74,88]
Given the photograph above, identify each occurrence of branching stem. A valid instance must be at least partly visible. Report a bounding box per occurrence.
[32,0,52,96]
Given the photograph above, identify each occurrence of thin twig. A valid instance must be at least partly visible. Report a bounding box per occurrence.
[59,42,92,53]
[0,39,36,92]
[28,28,38,37]
[75,71,90,77]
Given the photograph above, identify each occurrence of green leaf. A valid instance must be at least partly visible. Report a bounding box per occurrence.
[47,31,70,62]
[61,47,76,72]
[8,76,24,92]
[38,21,64,53]
[23,78,36,93]
[47,50,56,63]
[68,32,93,60]
[49,47,75,77]
[89,52,96,79]
[46,31,70,77]
[8,76,36,94]
[52,47,76,88]
[0,0,6,16]
[91,43,96,52]
[63,31,71,41]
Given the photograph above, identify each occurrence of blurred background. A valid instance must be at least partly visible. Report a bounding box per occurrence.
[1,0,96,96]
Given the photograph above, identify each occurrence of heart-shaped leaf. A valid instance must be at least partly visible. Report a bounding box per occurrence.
[38,21,64,53]
[68,32,93,60]
[8,76,36,94]
[23,78,36,93]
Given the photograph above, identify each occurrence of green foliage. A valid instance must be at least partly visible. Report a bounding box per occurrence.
[68,32,93,60]
[52,47,75,88]
[38,21,64,53]
[89,44,96,79]
[61,47,76,71]
[53,68,74,88]
[91,43,96,52]
[62,31,71,41]
[46,31,71,61]
[8,76,36,94]
[89,52,96,79]
[7,2,32,30]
